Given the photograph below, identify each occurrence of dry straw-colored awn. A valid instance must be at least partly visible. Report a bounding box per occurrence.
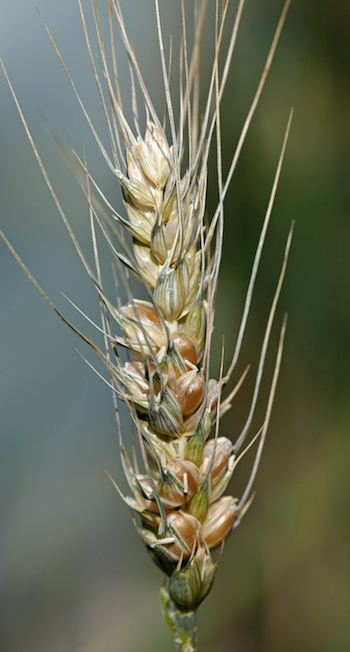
[0,0,292,649]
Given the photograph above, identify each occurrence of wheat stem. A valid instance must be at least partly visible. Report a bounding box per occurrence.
[161,587,198,652]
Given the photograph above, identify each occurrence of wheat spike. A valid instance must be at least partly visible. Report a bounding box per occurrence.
[0,1,292,648]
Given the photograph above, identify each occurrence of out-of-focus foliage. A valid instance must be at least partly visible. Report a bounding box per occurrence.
[0,1,349,651]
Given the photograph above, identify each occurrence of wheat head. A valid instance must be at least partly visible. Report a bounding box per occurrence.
[0,1,292,649]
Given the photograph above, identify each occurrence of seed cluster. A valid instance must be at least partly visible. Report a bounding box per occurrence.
[0,0,291,623]
[111,122,238,607]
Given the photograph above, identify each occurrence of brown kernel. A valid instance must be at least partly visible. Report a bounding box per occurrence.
[176,370,205,417]
[202,496,236,549]
[165,511,201,559]
[166,458,199,494]
[170,330,198,366]
[158,457,199,507]
[201,437,233,481]
[121,300,166,349]
[122,300,163,332]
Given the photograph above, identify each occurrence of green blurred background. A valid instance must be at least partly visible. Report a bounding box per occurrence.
[1,1,349,651]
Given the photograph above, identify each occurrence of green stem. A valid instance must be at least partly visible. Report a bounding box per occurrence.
[160,587,197,652]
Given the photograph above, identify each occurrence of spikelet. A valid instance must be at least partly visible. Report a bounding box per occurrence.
[0,0,293,647]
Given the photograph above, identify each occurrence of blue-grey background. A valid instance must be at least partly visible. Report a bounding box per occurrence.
[1,1,349,651]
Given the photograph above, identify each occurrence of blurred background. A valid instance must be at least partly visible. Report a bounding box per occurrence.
[1,1,349,651]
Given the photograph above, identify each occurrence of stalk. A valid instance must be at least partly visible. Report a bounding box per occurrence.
[161,587,197,652]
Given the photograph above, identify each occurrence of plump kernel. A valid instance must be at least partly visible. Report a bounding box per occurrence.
[166,458,199,495]
[159,458,199,507]
[165,511,201,560]
[202,496,236,549]
[176,370,205,417]
[201,437,233,481]
[121,300,166,349]
[170,330,198,366]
